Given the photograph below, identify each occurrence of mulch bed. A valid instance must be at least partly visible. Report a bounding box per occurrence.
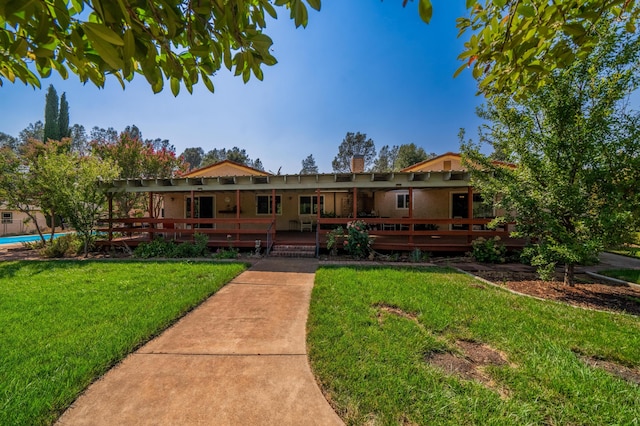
[454,264,640,316]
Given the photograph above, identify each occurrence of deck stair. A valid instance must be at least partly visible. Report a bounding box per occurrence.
[269,244,316,258]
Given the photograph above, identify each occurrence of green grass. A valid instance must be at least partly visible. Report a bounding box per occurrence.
[0,260,246,425]
[610,246,640,259]
[599,269,640,284]
[308,266,640,425]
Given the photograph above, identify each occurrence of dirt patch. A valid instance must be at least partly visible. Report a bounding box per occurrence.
[374,303,420,325]
[426,340,510,397]
[452,263,640,316]
[577,354,640,385]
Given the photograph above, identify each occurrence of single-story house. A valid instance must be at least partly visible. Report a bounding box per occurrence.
[0,204,49,237]
[98,152,523,254]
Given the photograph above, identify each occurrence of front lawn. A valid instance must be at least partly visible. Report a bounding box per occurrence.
[599,269,640,284]
[308,266,640,425]
[0,260,246,425]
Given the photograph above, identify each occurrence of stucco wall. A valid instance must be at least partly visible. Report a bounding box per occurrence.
[0,209,49,236]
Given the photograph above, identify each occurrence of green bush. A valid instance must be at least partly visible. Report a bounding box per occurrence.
[212,248,239,259]
[40,234,82,258]
[344,220,371,259]
[471,236,506,263]
[133,234,210,258]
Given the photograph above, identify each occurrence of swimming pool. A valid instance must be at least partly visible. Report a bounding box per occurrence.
[0,233,69,245]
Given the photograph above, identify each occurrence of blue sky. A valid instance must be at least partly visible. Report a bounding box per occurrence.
[0,2,484,174]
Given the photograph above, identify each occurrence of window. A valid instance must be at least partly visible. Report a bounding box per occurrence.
[396,193,410,209]
[472,193,494,218]
[1,212,12,224]
[256,195,281,215]
[299,195,324,215]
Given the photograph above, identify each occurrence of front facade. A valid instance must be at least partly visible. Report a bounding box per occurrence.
[100,154,521,253]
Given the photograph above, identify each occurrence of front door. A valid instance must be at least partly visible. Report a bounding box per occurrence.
[451,193,468,230]
[186,196,215,228]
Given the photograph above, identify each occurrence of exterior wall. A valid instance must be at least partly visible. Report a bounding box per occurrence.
[374,189,451,220]
[0,209,49,236]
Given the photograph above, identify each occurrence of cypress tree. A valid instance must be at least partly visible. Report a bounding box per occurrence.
[58,92,70,139]
[43,85,59,142]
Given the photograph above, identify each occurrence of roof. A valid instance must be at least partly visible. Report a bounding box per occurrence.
[183,160,270,178]
[401,152,465,173]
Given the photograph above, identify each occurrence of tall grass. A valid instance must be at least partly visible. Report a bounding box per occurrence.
[308,266,640,425]
[0,261,245,425]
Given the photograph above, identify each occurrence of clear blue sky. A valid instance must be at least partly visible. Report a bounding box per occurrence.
[0,2,485,174]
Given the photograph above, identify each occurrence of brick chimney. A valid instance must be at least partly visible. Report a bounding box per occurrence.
[350,155,365,173]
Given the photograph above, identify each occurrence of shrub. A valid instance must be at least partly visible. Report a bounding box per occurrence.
[344,220,371,259]
[410,248,430,263]
[40,234,83,258]
[326,226,345,255]
[212,248,239,259]
[134,234,210,258]
[471,236,506,263]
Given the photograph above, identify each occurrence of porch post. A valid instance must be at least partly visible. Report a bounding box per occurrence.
[236,189,241,242]
[108,194,113,242]
[467,186,474,243]
[352,187,358,219]
[316,188,321,257]
[148,191,154,241]
[271,188,276,239]
[408,186,413,246]
[190,189,195,230]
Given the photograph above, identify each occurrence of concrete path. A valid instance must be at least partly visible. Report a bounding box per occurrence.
[57,258,343,426]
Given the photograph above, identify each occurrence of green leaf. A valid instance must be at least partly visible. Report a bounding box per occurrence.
[418,0,432,24]
[516,5,536,18]
[83,22,124,46]
[453,62,468,78]
[306,0,321,11]
[465,0,475,8]
[170,77,180,96]
[492,0,506,7]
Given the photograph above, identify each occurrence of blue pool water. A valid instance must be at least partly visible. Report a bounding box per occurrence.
[0,233,69,245]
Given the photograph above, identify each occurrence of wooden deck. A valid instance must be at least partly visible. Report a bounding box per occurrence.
[96,217,526,254]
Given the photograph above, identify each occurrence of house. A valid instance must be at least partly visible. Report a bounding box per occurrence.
[0,204,49,237]
[99,154,522,253]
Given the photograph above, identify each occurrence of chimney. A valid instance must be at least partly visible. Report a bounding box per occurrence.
[350,155,365,173]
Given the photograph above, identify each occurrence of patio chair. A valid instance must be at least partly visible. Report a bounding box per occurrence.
[300,218,313,232]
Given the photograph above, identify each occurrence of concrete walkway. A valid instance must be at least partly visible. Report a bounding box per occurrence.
[57,258,343,426]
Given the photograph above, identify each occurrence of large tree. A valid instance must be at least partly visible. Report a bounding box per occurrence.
[58,92,70,139]
[91,130,187,216]
[372,145,399,172]
[43,85,59,142]
[300,154,318,174]
[31,142,119,255]
[0,132,18,151]
[181,147,204,170]
[18,121,44,144]
[332,132,376,172]
[462,25,640,285]
[0,0,320,94]
[395,143,432,170]
[201,147,254,167]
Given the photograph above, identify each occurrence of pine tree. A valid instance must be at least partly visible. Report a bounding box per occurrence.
[43,85,59,142]
[300,154,318,174]
[58,93,70,139]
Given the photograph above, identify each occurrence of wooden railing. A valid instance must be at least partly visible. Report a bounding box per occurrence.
[97,217,276,247]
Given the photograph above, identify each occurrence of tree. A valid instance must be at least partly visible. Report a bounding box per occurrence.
[332,132,376,172]
[58,92,70,139]
[252,158,265,171]
[395,143,432,169]
[69,124,89,154]
[181,147,204,170]
[90,126,118,144]
[372,145,399,172]
[0,145,50,242]
[91,130,187,216]
[461,25,640,286]
[201,147,253,167]
[0,0,320,94]
[0,132,18,151]
[300,154,318,174]
[43,85,59,142]
[18,121,44,144]
[452,1,640,97]
[31,143,119,255]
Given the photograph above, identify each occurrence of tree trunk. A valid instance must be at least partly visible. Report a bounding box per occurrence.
[564,263,575,286]
[49,209,56,242]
